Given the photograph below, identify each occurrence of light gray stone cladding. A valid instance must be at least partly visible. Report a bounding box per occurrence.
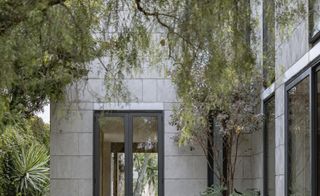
[50,65,207,196]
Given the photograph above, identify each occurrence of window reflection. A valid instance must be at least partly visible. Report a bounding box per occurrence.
[288,77,311,196]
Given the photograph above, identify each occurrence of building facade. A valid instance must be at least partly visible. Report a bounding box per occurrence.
[50,0,320,195]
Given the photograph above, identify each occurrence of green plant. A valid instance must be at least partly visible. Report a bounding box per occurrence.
[11,144,49,195]
[201,185,225,196]
[27,117,50,149]
[0,119,50,195]
[133,153,158,195]
[201,185,260,196]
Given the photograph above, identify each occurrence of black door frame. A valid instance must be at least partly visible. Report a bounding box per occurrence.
[93,111,164,196]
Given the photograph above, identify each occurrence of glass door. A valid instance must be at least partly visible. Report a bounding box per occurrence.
[95,112,163,196]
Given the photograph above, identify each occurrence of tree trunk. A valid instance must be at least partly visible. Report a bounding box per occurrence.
[133,153,151,196]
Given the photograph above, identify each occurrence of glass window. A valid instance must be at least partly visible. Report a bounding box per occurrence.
[264,97,275,196]
[311,0,320,38]
[288,77,311,196]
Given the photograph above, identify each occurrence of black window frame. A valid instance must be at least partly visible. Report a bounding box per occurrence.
[309,0,320,44]
[285,55,320,196]
[263,94,275,196]
[93,110,164,196]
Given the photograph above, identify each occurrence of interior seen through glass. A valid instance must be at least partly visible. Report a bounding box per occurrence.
[99,116,126,196]
[99,115,158,196]
[133,117,158,196]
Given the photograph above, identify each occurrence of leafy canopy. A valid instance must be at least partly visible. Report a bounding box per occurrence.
[0,0,104,126]
[0,0,305,125]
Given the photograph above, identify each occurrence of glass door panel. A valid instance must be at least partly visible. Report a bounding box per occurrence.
[132,117,158,196]
[99,116,126,196]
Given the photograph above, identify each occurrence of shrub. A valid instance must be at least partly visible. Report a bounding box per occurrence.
[11,144,49,195]
[201,185,225,196]
[0,122,49,195]
[201,185,261,196]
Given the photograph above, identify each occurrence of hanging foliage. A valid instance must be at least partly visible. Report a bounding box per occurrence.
[0,0,306,193]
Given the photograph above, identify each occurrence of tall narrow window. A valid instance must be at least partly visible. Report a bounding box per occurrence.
[288,77,311,196]
[310,0,320,42]
[264,97,275,196]
[95,112,163,196]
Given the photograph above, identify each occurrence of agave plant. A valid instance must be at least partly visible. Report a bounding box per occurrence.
[11,144,49,195]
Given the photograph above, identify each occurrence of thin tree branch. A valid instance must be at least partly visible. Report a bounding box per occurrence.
[133,0,198,50]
